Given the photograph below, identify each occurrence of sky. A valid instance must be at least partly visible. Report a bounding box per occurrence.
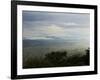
[22,11,90,46]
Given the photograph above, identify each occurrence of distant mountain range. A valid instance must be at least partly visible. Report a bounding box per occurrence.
[23,39,72,47]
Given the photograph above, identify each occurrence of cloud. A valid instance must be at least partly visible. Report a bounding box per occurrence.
[23,11,90,25]
[64,22,78,26]
[23,24,67,40]
[23,22,89,41]
[22,11,90,47]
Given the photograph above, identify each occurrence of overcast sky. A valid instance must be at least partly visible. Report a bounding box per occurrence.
[22,11,90,46]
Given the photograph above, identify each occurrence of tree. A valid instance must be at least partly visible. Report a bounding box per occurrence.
[85,48,90,65]
[45,51,67,66]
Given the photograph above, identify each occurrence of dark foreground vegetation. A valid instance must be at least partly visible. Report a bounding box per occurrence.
[23,49,90,68]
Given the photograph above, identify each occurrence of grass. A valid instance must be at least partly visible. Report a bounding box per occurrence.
[23,48,90,69]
